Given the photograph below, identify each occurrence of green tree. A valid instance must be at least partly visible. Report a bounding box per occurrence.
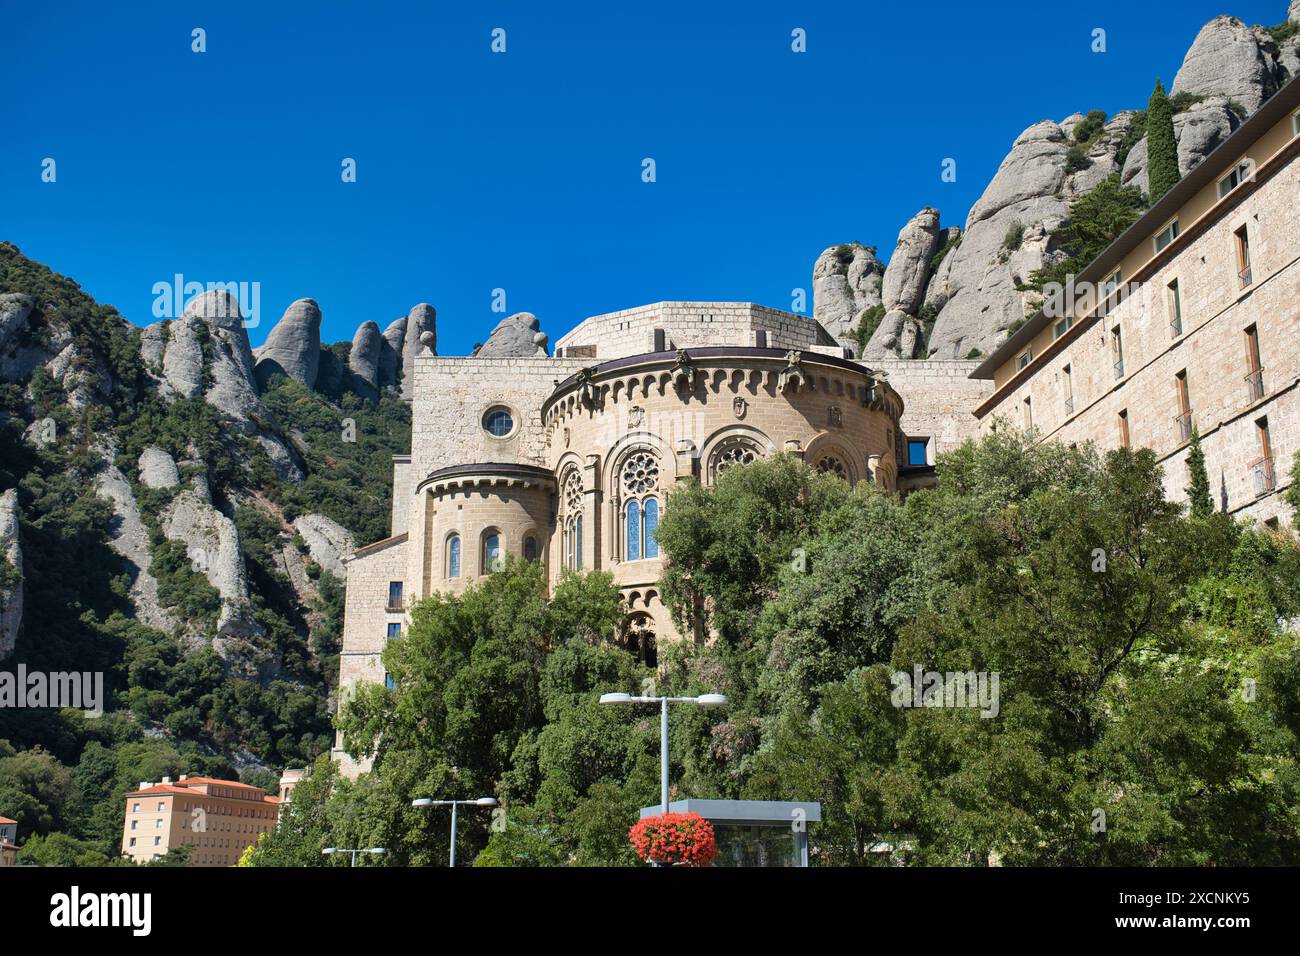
[1285,450,1300,520]
[335,560,627,865]
[1185,424,1214,518]
[747,666,907,865]
[1147,79,1180,201]
[1028,176,1147,291]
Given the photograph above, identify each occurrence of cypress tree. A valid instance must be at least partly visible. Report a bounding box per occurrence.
[1147,79,1180,201]
[1185,424,1214,518]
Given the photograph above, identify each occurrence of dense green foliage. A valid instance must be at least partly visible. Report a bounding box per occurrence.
[0,245,409,863]
[1185,425,1214,519]
[851,304,886,355]
[268,435,1300,867]
[1028,175,1148,292]
[1146,79,1180,202]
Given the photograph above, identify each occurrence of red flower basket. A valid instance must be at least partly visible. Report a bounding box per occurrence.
[629,812,718,867]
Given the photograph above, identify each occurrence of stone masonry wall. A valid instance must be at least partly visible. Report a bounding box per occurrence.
[979,153,1299,526]
[555,302,833,360]
[333,536,407,778]
[871,359,992,458]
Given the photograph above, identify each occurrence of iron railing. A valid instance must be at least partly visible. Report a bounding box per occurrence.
[1174,411,1192,444]
[1251,457,1276,497]
[1246,367,1265,403]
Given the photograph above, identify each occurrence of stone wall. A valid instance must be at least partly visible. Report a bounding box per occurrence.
[403,355,586,599]
[422,475,553,597]
[870,359,992,458]
[390,455,411,536]
[333,534,408,778]
[555,302,834,361]
[978,152,1299,526]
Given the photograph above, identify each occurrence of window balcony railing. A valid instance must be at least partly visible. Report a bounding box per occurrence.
[1251,457,1276,497]
[1174,411,1192,444]
[1063,396,1074,416]
[1245,367,1265,403]
[1170,318,1183,338]
[1112,357,1125,380]
[1239,266,1253,289]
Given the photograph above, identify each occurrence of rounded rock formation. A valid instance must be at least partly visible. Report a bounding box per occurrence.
[255,298,322,390]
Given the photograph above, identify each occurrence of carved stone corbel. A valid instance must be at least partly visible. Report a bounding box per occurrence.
[778,350,805,393]
[670,349,698,395]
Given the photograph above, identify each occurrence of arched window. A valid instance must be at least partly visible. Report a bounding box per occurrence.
[816,454,848,480]
[446,534,461,578]
[562,469,583,571]
[621,449,662,561]
[482,531,502,574]
[574,515,583,570]
[523,534,539,562]
[622,613,658,668]
[643,498,659,558]
[709,437,762,483]
[625,499,640,560]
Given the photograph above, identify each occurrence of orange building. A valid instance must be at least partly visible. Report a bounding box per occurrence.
[121,775,281,867]
[0,814,17,867]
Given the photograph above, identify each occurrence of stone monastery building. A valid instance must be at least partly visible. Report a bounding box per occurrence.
[334,77,1300,777]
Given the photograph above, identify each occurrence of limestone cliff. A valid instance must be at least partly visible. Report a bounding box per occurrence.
[818,2,1299,360]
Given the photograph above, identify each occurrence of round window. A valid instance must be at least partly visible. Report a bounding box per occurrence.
[483,406,514,437]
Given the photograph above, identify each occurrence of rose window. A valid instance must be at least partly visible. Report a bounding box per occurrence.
[622,451,660,495]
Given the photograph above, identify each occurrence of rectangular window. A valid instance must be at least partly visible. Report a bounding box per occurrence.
[1052,316,1072,340]
[1017,348,1033,371]
[386,581,403,610]
[386,622,402,642]
[129,837,136,847]
[1174,370,1192,443]
[1118,409,1130,449]
[1111,326,1124,380]
[1154,219,1179,253]
[1218,161,1252,198]
[1294,109,1300,136]
[1167,279,1182,337]
[1022,396,1033,430]
[1062,365,1074,416]
[1101,269,1121,315]
[1235,225,1252,288]
[907,438,929,466]
[384,673,396,691]
[1244,324,1264,402]
[1253,417,1275,496]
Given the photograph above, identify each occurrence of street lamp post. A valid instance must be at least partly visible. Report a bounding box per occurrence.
[599,692,727,813]
[321,846,386,867]
[410,796,498,867]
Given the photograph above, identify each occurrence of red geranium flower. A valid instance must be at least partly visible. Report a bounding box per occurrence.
[628,812,717,867]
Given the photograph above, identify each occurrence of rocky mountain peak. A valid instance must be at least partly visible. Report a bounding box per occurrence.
[816,1,1298,361]
[255,298,323,390]
[475,312,549,357]
[812,243,884,352]
[1172,16,1281,115]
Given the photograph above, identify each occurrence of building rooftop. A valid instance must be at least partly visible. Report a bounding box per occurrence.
[125,776,281,803]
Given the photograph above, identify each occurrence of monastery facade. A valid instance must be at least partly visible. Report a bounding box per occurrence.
[334,78,1300,778]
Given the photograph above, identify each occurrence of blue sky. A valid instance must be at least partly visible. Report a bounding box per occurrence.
[1,1,1288,354]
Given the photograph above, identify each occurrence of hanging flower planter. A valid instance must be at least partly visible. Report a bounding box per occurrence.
[629,812,718,867]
